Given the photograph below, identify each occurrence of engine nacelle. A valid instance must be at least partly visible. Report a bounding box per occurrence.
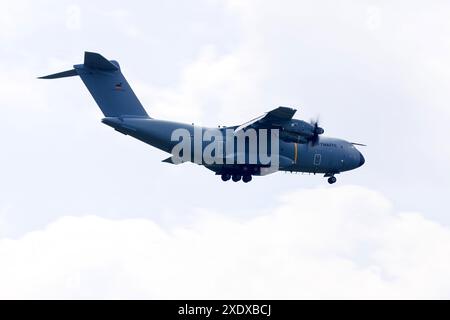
[279,130,309,143]
[279,120,324,144]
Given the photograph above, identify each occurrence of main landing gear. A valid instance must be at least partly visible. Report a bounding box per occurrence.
[221,174,253,183]
[232,174,241,182]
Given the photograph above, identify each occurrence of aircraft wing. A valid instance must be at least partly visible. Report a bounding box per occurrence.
[234,106,297,134]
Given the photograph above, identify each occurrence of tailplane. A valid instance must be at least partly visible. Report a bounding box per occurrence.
[39,52,149,118]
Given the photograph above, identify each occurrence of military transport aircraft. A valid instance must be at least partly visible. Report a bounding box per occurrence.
[40,52,365,184]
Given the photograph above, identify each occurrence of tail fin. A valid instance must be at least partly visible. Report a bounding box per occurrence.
[39,52,149,118]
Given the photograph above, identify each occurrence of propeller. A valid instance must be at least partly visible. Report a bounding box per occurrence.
[310,118,324,146]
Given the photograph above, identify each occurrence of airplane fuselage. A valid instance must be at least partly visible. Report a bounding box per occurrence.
[102,117,365,179]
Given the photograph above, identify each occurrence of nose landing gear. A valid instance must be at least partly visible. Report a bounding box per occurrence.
[327,176,337,184]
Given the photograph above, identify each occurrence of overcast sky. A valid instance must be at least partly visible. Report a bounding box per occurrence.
[1,0,450,299]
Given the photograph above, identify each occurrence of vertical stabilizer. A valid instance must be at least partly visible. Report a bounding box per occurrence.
[39,52,150,118]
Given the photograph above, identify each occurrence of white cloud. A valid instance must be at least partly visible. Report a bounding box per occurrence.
[0,1,32,39]
[65,5,82,31]
[102,9,142,38]
[0,207,8,238]
[366,5,383,31]
[0,69,50,112]
[1,185,449,299]
[135,43,267,125]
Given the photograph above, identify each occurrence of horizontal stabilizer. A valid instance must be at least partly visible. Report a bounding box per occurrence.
[84,52,119,71]
[38,69,78,79]
[162,156,185,165]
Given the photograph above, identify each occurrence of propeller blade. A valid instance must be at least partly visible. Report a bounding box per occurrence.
[310,117,323,146]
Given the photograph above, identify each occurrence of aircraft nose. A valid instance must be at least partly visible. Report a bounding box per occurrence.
[358,151,365,167]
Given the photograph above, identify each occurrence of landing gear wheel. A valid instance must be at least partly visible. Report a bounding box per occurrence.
[221,174,231,182]
[328,176,337,184]
[232,174,242,182]
[242,175,252,183]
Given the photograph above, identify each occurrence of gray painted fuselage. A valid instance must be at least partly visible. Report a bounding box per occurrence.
[102,117,365,177]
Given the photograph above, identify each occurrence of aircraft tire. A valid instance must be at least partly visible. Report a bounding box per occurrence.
[232,174,242,182]
[328,176,337,184]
